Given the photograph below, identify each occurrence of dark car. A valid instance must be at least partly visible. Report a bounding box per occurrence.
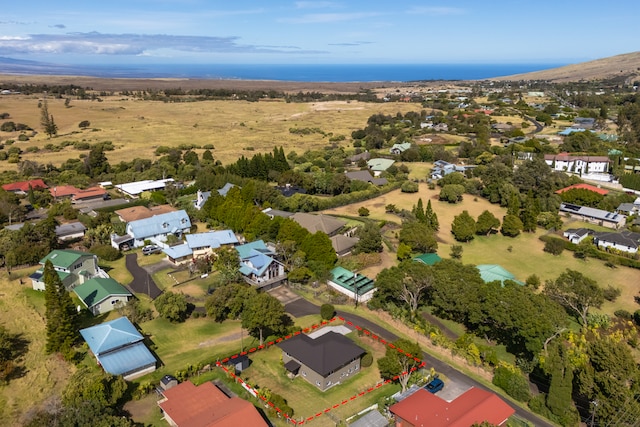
[425,377,444,394]
[142,245,161,255]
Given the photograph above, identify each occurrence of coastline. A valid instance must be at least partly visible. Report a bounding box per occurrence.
[0,73,451,93]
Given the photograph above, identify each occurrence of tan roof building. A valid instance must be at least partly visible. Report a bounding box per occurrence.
[115,204,177,222]
[291,213,346,236]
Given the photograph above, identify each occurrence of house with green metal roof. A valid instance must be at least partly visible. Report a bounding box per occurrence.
[367,158,395,176]
[30,249,102,291]
[413,253,442,266]
[476,264,523,286]
[328,266,376,303]
[80,316,157,380]
[73,278,132,316]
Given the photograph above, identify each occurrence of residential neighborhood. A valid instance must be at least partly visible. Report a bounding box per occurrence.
[3,68,640,427]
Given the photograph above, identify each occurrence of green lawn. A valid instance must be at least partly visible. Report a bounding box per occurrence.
[239,331,399,427]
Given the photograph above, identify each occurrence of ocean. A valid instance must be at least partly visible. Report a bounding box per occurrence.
[3,61,565,82]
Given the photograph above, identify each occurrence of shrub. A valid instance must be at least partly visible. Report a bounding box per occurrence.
[603,285,621,302]
[320,303,335,320]
[18,134,29,141]
[358,206,370,216]
[78,120,91,128]
[361,352,373,368]
[26,145,39,152]
[614,309,632,320]
[634,310,640,326]
[543,238,565,255]
[401,181,419,193]
[90,244,122,261]
[492,364,531,402]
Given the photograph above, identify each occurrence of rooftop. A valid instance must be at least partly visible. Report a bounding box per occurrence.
[73,278,131,309]
[330,266,375,295]
[40,249,93,269]
[158,380,268,427]
[115,204,177,222]
[390,387,515,427]
[277,331,366,377]
[555,183,609,196]
[413,253,442,266]
[476,264,522,285]
[115,178,174,196]
[291,212,346,235]
[1,179,48,193]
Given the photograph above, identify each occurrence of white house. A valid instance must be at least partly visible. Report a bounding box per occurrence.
[544,153,610,174]
[593,231,640,254]
[563,228,592,244]
[115,179,175,198]
[29,249,107,291]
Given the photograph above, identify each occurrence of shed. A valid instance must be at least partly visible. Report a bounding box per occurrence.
[413,253,442,266]
[476,264,523,285]
[160,375,178,391]
[226,354,250,374]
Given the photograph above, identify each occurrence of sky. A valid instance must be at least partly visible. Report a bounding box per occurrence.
[0,0,637,66]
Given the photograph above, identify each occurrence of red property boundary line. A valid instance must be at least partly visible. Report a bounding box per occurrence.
[214,316,426,425]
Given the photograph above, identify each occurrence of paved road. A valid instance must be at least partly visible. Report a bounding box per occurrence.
[125,253,163,299]
[284,298,554,427]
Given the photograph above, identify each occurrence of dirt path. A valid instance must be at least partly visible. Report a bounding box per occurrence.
[198,330,243,348]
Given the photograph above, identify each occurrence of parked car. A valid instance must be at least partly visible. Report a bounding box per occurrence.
[425,377,444,394]
[142,244,161,255]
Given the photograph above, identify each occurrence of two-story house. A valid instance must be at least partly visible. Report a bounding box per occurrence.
[111,210,192,250]
[30,249,105,291]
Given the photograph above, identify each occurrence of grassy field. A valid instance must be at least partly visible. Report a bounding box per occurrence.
[323,179,640,316]
[0,95,422,172]
[0,269,75,426]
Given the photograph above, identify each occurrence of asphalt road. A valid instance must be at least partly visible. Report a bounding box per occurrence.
[284,298,555,427]
[125,253,163,299]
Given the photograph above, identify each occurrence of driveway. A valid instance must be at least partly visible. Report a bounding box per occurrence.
[283,298,554,427]
[125,253,163,299]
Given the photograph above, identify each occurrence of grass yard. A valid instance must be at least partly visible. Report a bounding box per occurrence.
[239,331,399,427]
[0,269,75,426]
[0,96,422,172]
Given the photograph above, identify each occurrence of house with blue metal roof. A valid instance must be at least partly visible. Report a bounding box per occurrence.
[193,183,238,210]
[236,240,286,289]
[80,316,156,380]
[111,209,191,250]
[163,230,238,265]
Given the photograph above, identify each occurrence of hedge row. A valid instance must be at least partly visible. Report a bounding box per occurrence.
[538,234,640,269]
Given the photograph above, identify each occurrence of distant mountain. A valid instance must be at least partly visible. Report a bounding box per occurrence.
[493,51,640,83]
[0,56,79,75]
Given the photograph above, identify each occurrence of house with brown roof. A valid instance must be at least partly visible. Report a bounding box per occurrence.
[2,179,48,195]
[115,204,176,223]
[290,213,346,237]
[278,331,366,391]
[345,170,388,186]
[157,380,268,427]
[390,387,515,427]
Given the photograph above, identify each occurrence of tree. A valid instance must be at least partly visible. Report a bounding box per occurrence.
[154,291,189,322]
[439,184,465,203]
[450,244,463,259]
[40,99,58,138]
[451,210,476,242]
[358,206,370,217]
[475,210,500,235]
[412,198,426,223]
[79,120,91,128]
[85,144,110,177]
[242,292,288,345]
[424,200,439,230]
[43,260,78,357]
[399,221,438,253]
[355,222,383,254]
[373,261,433,319]
[544,269,604,326]
[205,283,253,322]
[320,304,335,320]
[501,214,523,237]
[377,339,422,392]
[543,341,579,425]
[544,239,565,256]
[213,246,241,282]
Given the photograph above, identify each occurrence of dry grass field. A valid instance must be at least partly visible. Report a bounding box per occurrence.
[0,269,75,426]
[0,95,422,172]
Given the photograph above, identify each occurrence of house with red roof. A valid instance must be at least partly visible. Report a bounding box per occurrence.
[555,183,609,196]
[2,179,48,195]
[50,185,107,203]
[157,380,268,427]
[389,387,515,427]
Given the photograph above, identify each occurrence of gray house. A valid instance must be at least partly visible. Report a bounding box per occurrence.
[278,331,366,391]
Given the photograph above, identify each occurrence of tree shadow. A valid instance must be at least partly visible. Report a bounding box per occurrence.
[2,332,31,382]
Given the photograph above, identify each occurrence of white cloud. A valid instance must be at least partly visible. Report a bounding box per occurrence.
[0,32,327,56]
